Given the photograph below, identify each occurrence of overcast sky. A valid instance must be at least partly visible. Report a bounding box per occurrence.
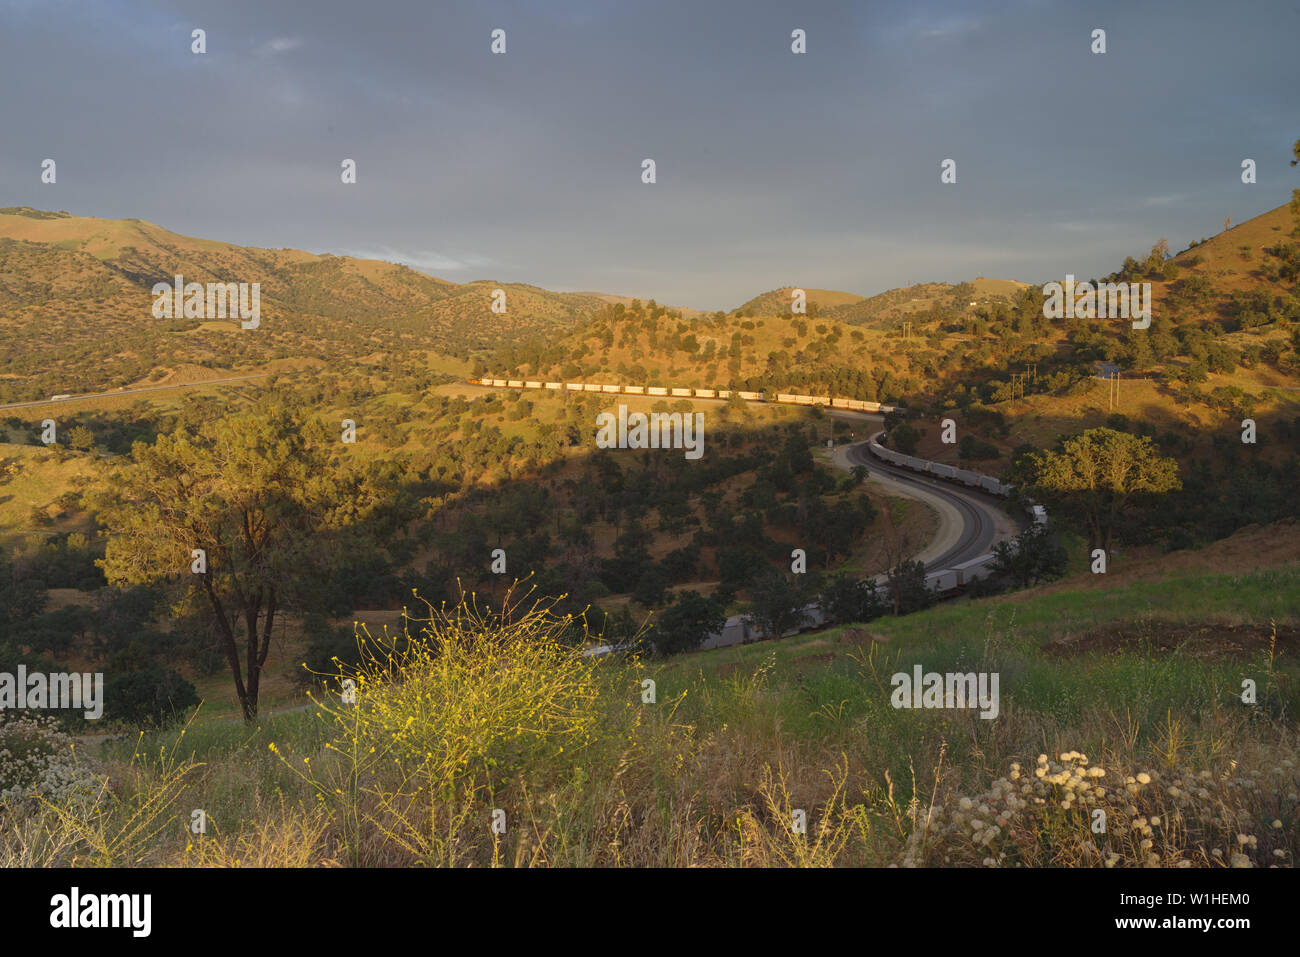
[2,0,1297,310]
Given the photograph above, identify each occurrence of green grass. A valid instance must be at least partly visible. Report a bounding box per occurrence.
[31,563,1300,867]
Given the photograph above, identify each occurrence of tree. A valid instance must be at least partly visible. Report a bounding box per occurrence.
[890,423,920,455]
[1292,136,1300,236]
[992,523,1067,588]
[820,574,883,623]
[67,425,95,451]
[96,400,350,720]
[747,568,811,639]
[1028,427,1181,553]
[652,591,726,656]
[885,559,931,615]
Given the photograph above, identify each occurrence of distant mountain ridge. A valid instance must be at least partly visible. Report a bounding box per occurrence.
[731,277,1031,327]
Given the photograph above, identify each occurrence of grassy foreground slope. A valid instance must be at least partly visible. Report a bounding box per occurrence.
[9,559,1296,868]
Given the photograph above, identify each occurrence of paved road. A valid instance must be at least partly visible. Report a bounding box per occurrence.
[0,373,273,411]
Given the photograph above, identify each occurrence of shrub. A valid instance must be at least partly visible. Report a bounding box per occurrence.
[0,714,100,805]
[902,751,1297,868]
[102,667,199,728]
[272,590,630,866]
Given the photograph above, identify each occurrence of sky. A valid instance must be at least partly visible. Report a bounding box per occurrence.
[2,0,1297,311]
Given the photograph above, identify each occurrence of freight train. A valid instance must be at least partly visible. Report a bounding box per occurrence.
[583,428,1050,656]
[467,378,900,414]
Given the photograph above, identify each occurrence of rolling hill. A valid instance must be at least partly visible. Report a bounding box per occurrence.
[0,207,618,403]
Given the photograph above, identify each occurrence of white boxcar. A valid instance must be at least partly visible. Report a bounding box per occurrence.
[524,381,542,389]
[507,380,524,388]
[702,615,753,650]
[670,388,691,397]
[491,379,507,387]
[601,384,620,393]
[583,384,602,392]
[694,388,716,398]
[545,382,562,390]
[953,554,996,585]
[979,475,1001,494]
[623,385,645,394]
[926,569,960,592]
[716,390,732,399]
[737,391,760,400]
[932,463,958,479]
[565,382,584,391]
[647,386,669,396]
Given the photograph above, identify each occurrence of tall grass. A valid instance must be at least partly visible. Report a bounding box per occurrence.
[3,567,1298,866]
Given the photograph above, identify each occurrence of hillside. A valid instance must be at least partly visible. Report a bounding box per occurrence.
[25,559,1300,868]
[0,207,616,403]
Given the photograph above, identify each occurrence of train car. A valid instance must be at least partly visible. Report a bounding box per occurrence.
[1032,505,1048,526]
[583,384,602,393]
[925,569,960,592]
[932,463,958,480]
[507,380,524,388]
[702,615,753,650]
[979,475,1002,494]
[802,604,827,629]
[623,385,645,395]
[831,398,852,409]
[737,391,760,400]
[491,379,507,387]
[810,395,831,406]
[524,381,542,389]
[953,554,996,585]
[601,384,620,394]
[775,393,797,404]
[670,388,691,397]
[716,390,732,399]
[565,382,584,391]
[544,382,562,390]
[694,388,716,398]
[647,386,669,396]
